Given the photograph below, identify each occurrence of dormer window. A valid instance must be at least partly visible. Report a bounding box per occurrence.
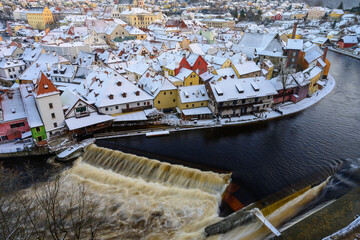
[108,94,114,99]
[122,92,127,98]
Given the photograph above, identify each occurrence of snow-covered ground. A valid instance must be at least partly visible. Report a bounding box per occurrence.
[0,140,33,153]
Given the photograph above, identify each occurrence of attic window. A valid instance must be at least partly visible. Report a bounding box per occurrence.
[235,83,244,93]
[135,90,140,96]
[108,94,114,99]
[146,72,150,77]
[214,86,224,96]
[122,92,127,98]
[183,91,189,98]
[251,81,260,91]
[117,81,122,86]
[44,84,48,89]
[94,93,99,97]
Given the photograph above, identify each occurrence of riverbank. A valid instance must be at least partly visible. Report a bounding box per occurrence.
[328,47,360,60]
[95,74,336,140]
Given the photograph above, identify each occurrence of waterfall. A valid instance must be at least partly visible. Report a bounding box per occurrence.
[81,144,231,195]
[60,144,231,240]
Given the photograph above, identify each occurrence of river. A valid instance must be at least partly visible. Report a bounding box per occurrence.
[96,51,360,207]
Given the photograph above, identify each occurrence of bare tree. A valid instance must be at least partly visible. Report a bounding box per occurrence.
[277,62,293,104]
[0,166,106,240]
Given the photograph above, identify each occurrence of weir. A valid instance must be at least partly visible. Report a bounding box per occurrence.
[61,144,233,239]
[81,144,231,195]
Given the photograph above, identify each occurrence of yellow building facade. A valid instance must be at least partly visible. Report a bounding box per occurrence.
[120,7,163,28]
[154,89,178,110]
[27,7,54,30]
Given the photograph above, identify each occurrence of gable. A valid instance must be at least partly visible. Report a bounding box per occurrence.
[65,99,97,118]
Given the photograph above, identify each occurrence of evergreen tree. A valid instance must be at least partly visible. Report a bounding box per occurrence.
[338,1,343,10]
[240,9,245,21]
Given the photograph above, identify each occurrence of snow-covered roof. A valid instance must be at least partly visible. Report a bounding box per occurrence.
[239,33,284,57]
[312,37,329,45]
[304,44,323,64]
[182,107,212,116]
[0,89,27,123]
[22,47,43,63]
[65,112,114,130]
[341,36,358,44]
[19,84,43,128]
[216,67,237,78]
[189,43,205,55]
[178,85,209,104]
[0,58,25,69]
[204,55,228,67]
[175,68,193,80]
[303,66,322,80]
[137,70,176,97]
[286,39,303,50]
[77,67,153,108]
[126,60,149,76]
[124,26,145,35]
[0,46,18,58]
[114,111,148,122]
[208,76,278,103]
[233,61,261,76]
[20,53,70,83]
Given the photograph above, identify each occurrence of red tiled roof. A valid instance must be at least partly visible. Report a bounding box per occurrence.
[34,72,59,98]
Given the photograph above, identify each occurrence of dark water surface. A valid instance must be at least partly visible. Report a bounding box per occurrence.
[96,52,360,204]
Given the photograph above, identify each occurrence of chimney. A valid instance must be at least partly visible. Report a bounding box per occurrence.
[46,63,50,71]
[291,23,298,39]
[322,47,328,61]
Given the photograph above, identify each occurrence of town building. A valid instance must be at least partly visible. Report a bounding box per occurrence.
[33,73,66,137]
[206,77,277,118]
[26,7,54,30]
[19,84,46,143]
[119,7,163,28]
[0,89,30,141]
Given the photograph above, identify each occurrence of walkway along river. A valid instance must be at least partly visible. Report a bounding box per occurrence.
[96,51,360,212]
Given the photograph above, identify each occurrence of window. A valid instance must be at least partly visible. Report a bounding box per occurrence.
[10,122,25,129]
[53,122,57,128]
[137,103,140,106]
[76,106,86,113]
[170,91,172,95]
[8,69,11,72]
[1,135,8,141]
[37,136,43,142]
[201,103,204,106]
[116,106,119,109]
[186,104,188,108]
[190,82,193,85]
[105,107,109,111]
[192,104,194,107]
[158,101,160,104]
[49,103,53,109]
[35,127,41,132]
[51,113,56,119]
[173,99,175,102]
